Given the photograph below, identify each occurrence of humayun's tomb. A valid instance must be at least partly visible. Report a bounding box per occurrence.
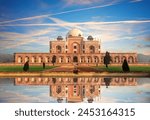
[14,28,137,65]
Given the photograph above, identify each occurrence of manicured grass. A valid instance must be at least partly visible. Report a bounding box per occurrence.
[0,66,56,72]
[93,66,150,72]
[0,65,149,72]
[130,66,150,72]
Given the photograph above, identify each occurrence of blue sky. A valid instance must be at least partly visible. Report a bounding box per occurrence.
[0,0,150,55]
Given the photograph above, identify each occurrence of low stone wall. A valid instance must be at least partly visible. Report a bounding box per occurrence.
[0,63,17,66]
[0,63,150,66]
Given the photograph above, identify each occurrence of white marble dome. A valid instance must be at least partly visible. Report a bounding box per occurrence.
[67,28,83,37]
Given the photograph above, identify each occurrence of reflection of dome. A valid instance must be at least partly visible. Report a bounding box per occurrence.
[87,98,93,103]
[67,28,83,37]
[57,98,63,103]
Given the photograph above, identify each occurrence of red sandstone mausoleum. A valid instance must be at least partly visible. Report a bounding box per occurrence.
[14,28,137,66]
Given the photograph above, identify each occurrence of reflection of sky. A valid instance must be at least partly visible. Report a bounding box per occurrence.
[100,78,150,103]
[0,78,57,103]
[0,77,150,103]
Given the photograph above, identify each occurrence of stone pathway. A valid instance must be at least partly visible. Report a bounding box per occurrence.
[44,66,74,72]
[77,67,100,72]
[44,66,100,72]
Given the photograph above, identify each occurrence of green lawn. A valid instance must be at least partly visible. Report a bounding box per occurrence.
[93,66,150,72]
[0,65,149,72]
[0,66,56,72]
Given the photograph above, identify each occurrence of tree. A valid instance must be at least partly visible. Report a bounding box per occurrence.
[56,86,61,94]
[73,77,78,82]
[104,51,111,68]
[23,61,29,72]
[104,77,112,88]
[52,78,56,84]
[43,62,45,69]
[51,55,56,66]
[122,58,130,72]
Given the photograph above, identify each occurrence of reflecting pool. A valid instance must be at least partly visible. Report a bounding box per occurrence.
[0,77,149,103]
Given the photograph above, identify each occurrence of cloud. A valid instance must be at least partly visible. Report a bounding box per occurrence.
[0,28,55,39]
[0,15,150,54]
[48,17,84,30]
[139,36,150,42]
[0,1,120,24]
[63,0,124,7]
[130,0,143,3]
[48,17,71,30]
[140,51,150,55]
[0,88,55,103]
[144,37,150,42]
[49,2,120,16]
[0,20,150,27]
[63,0,100,5]
[144,45,150,48]
[0,15,49,24]
[137,44,150,48]
[1,17,150,52]
[0,27,57,50]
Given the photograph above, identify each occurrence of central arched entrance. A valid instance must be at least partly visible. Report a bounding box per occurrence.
[73,56,78,62]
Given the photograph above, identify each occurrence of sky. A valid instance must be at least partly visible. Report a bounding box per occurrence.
[0,0,150,55]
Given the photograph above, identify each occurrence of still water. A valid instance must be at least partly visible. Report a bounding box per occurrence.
[0,77,149,103]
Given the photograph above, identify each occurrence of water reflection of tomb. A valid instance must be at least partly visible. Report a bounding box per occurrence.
[15,77,137,103]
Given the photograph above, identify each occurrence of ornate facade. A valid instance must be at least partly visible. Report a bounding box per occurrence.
[14,29,137,65]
